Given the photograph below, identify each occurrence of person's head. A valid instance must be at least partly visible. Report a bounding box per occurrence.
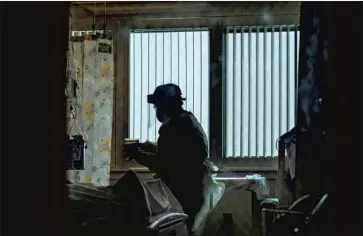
[147,83,186,123]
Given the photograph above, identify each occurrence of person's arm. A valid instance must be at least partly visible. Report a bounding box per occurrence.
[134,148,160,173]
[139,141,158,153]
[123,142,160,172]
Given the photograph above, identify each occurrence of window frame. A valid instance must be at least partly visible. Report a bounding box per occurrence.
[117,19,215,171]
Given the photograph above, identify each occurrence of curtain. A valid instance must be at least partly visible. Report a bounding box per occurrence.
[67,34,114,186]
[296,1,362,193]
[296,3,362,234]
[295,2,330,196]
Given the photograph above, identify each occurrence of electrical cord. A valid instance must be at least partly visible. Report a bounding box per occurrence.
[65,32,88,145]
[66,89,76,134]
[66,89,88,148]
[92,3,96,33]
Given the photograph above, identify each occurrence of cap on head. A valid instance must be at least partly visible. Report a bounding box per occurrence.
[147,83,186,107]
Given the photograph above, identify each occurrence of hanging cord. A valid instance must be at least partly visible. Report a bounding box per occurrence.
[103,2,108,37]
[92,2,96,34]
[68,12,75,54]
[68,12,72,50]
[66,12,87,144]
[66,11,76,135]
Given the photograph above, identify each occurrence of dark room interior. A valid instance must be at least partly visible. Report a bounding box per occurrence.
[0,2,362,236]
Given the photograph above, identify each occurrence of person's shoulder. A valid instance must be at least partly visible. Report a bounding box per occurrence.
[172,111,191,123]
[173,111,201,130]
[160,111,199,133]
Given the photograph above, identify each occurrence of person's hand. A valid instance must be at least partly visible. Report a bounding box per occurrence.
[123,142,141,161]
[139,141,158,153]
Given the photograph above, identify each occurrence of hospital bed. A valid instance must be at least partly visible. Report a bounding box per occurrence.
[69,171,189,236]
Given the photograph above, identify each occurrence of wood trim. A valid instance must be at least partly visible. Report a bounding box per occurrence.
[73,2,300,18]
[110,23,117,170]
[72,13,299,31]
[276,143,286,199]
[122,15,299,29]
[209,24,223,164]
[78,2,216,15]
[122,20,130,141]
[72,19,110,31]
[111,91,116,169]
[217,158,278,171]
[112,20,136,170]
[110,168,279,185]
[71,3,93,19]
[111,158,278,173]
[113,20,127,170]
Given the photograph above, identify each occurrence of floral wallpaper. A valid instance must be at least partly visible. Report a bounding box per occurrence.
[67,35,114,186]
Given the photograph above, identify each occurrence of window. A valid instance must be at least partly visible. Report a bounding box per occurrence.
[128,29,210,143]
[223,25,300,158]
[124,24,300,166]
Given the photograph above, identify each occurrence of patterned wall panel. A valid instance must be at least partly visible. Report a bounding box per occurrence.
[67,34,114,186]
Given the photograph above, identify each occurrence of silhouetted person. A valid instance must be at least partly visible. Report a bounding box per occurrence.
[124,83,208,233]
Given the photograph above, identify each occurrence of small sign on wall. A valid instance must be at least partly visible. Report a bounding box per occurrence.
[98,40,112,54]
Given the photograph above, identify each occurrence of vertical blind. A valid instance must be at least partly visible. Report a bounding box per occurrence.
[223,25,300,158]
[129,28,210,143]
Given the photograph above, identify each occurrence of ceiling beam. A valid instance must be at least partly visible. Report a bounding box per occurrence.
[71,2,300,16]
[71,3,93,19]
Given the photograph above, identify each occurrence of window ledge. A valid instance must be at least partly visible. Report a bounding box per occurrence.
[214,157,277,171]
[110,165,278,183]
[111,158,278,175]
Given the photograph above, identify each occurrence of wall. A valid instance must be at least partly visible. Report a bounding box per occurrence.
[67,35,114,186]
[1,3,70,234]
